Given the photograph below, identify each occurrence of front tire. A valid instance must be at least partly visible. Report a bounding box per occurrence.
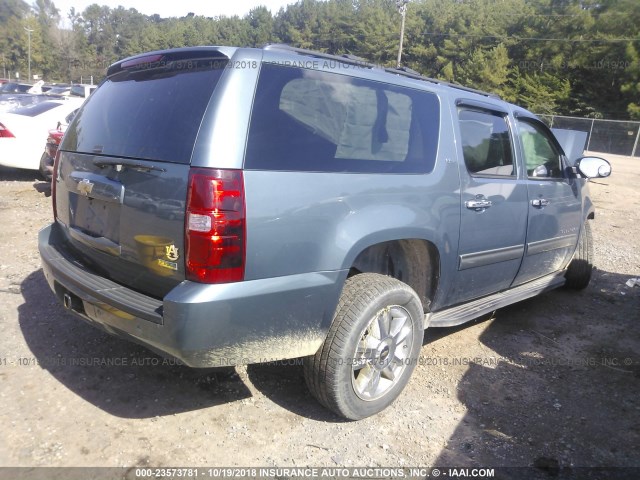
[564,221,593,289]
[304,273,424,420]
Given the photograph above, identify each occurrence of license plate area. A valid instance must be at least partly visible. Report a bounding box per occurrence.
[71,196,121,243]
[65,170,125,243]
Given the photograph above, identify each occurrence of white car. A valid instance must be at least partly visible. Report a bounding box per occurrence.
[0,99,84,172]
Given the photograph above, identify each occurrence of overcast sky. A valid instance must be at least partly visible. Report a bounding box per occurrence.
[52,0,300,20]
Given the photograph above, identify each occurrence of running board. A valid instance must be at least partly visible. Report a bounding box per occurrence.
[425,273,566,328]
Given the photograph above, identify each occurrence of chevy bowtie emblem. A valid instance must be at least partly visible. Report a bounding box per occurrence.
[77,178,94,196]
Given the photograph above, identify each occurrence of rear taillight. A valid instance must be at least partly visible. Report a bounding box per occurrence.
[185,168,245,284]
[0,122,14,138]
[52,151,61,220]
[46,130,64,156]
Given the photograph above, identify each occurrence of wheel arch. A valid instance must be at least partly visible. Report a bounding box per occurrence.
[582,187,596,221]
[343,236,441,314]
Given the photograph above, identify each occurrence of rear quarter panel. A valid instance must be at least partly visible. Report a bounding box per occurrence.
[197,51,467,316]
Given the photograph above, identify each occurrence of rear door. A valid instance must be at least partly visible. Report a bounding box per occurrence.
[512,116,582,285]
[451,102,528,304]
[54,50,228,299]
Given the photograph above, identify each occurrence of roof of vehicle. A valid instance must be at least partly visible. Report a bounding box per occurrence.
[107,46,237,76]
[263,44,500,100]
[108,44,511,106]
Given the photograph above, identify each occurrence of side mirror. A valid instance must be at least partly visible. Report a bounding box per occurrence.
[532,164,548,177]
[576,156,612,179]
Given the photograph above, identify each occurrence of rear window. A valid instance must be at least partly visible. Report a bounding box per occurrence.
[63,57,227,164]
[70,85,85,97]
[245,65,440,173]
[1,83,30,93]
[70,85,96,97]
[48,87,70,95]
[12,101,62,117]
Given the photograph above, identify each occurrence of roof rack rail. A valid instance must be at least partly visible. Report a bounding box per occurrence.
[264,44,375,69]
[384,66,500,99]
[264,44,500,99]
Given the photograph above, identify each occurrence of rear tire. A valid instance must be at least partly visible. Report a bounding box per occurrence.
[565,222,593,289]
[304,273,424,420]
[39,152,52,182]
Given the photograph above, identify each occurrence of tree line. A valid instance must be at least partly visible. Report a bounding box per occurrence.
[1,0,638,119]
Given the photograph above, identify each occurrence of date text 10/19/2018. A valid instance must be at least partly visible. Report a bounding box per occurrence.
[133,467,496,479]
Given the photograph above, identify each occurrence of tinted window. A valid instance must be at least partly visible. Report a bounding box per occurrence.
[458,108,515,177]
[518,119,564,178]
[64,109,78,124]
[70,85,96,97]
[70,85,86,97]
[63,58,227,164]
[48,87,70,95]
[245,65,440,173]
[0,83,30,94]
[12,101,62,117]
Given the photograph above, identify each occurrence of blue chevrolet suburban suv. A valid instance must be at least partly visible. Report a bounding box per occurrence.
[39,45,611,419]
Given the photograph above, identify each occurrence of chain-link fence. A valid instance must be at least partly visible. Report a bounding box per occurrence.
[537,115,640,158]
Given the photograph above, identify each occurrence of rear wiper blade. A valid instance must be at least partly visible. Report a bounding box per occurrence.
[93,158,166,172]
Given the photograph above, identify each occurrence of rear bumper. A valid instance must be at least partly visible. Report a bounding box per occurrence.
[39,223,343,367]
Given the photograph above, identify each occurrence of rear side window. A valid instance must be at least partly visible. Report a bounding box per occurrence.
[245,65,440,173]
[63,58,227,164]
[458,108,515,177]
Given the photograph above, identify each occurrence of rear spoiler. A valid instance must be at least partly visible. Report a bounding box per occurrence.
[106,47,236,77]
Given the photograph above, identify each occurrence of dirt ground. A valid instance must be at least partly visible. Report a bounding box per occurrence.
[0,153,638,477]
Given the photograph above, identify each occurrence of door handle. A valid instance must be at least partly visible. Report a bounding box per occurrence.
[465,198,493,211]
[531,198,550,208]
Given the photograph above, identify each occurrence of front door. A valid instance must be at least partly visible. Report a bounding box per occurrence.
[512,117,583,286]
